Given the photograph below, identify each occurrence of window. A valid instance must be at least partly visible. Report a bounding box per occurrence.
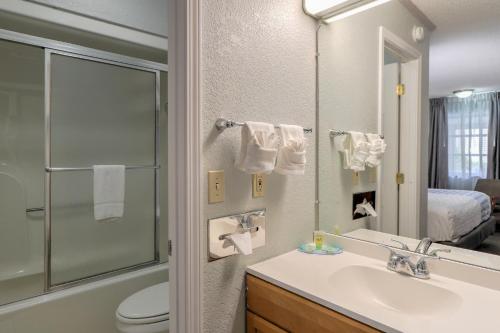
[447,94,491,189]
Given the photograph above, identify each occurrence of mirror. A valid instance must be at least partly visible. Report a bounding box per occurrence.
[317,0,500,270]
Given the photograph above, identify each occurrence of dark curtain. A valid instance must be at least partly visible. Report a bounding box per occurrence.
[488,92,500,179]
[428,98,448,188]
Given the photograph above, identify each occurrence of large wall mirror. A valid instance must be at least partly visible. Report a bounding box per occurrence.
[315,0,500,271]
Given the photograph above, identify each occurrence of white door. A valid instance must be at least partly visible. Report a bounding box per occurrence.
[380,63,400,235]
[399,60,420,238]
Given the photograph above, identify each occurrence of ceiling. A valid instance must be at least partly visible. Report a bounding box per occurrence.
[411,0,500,98]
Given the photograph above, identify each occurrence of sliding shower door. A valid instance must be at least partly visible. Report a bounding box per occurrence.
[48,52,159,286]
[0,40,45,304]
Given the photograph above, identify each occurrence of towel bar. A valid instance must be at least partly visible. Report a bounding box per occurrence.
[215,118,313,133]
[329,129,384,139]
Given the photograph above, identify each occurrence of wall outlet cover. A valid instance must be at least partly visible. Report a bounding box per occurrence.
[252,174,265,198]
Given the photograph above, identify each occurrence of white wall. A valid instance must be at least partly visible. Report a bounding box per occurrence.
[317,1,430,235]
[200,1,316,332]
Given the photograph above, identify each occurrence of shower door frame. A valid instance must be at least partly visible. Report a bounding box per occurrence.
[0,28,167,292]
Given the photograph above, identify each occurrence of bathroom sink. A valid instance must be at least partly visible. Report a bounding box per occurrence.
[328,265,462,318]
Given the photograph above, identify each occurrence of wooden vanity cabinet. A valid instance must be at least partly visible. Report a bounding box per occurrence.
[246,274,381,333]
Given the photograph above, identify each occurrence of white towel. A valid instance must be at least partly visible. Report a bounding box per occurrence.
[365,133,386,168]
[275,124,306,175]
[227,231,253,255]
[93,165,125,221]
[338,131,370,172]
[235,121,278,174]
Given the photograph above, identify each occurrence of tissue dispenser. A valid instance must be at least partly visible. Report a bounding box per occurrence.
[352,191,376,220]
[209,209,266,260]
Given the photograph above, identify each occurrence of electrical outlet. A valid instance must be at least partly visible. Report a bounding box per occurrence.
[208,170,224,204]
[252,174,265,198]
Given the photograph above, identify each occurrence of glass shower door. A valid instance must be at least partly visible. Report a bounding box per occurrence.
[0,39,45,304]
[48,52,159,286]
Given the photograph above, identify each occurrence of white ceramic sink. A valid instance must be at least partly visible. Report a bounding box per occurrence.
[247,249,500,333]
[328,265,462,318]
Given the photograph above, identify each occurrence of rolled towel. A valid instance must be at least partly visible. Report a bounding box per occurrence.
[93,165,125,221]
[365,133,386,168]
[235,121,278,174]
[275,124,306,175]
[338,131,370,172]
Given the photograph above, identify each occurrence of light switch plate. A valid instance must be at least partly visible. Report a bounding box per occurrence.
[352,171,360,185]
[208,170,224,204]
[252,174,265,198]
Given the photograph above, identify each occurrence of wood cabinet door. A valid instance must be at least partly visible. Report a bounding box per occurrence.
[247,311,288,333]
[247,274,381,333]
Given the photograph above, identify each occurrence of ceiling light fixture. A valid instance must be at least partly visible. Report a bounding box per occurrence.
[453,89,474,99]
[303,0,393,23]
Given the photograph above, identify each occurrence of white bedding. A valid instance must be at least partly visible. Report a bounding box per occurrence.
[428,189,491,242]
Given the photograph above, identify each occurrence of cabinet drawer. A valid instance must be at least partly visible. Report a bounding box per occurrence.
[246,274,380,333]
[247,311,287,333]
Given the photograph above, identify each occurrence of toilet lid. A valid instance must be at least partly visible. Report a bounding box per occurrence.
[117,282,170,321]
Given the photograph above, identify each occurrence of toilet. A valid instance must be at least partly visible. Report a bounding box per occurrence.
[116,282,170,333]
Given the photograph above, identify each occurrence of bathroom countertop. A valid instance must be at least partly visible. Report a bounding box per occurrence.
[247,249,500,333]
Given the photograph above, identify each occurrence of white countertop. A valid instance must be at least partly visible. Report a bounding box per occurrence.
[247,249,500,333]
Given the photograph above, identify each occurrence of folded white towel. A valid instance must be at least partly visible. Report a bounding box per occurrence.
[275,124,306,175]
[235,121,278,174]
[93,165,125,221]
[338,131,370,172]
[227,231,253,255]
[365,133,386,168]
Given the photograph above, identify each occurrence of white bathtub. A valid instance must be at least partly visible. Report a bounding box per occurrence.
[0,263,168,333]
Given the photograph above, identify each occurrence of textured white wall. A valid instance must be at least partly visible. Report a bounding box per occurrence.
[201,1,316,332]
[317,1,430,235]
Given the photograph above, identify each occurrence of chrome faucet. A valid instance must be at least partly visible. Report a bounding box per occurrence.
[380,239,451,279]
[415,237,433,254]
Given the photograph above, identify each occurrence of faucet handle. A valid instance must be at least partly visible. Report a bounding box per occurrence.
[415,237,433,254]
[428,248,451,257]
[390,239,410,250]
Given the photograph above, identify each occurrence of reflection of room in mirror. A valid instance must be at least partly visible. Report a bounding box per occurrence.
[317,0,500,271]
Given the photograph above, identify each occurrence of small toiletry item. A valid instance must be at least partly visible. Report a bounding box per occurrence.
[298,243,343,255]
[333,225,341,235]
[314,231,324,250]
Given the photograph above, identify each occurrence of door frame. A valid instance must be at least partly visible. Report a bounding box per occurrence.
[167,0,202,332]
[377,26,422,238]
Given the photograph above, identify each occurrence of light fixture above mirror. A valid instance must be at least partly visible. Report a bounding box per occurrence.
[303,0,392,23]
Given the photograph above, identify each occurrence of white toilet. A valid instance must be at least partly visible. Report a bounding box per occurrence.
[116,282,170,333]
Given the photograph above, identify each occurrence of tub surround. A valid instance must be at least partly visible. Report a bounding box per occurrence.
[247,237,500,333]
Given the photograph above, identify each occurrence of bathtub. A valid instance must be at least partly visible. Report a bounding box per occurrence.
[0,263,168,333]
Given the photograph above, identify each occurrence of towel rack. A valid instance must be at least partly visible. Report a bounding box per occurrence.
[46,165,160,172]
[215,118,313,133]
[329,129,384,139]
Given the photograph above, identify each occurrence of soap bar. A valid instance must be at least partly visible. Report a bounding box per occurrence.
[298,243,343,255]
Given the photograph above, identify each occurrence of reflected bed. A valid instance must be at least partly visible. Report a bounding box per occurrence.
[428,189,495,249]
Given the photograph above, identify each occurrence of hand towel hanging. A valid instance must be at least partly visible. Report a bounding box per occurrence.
[93,165,125,220]
[235,121,278,174]
[275,124,307,175]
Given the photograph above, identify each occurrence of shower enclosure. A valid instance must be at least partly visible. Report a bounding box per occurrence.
[0,29,167,305]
